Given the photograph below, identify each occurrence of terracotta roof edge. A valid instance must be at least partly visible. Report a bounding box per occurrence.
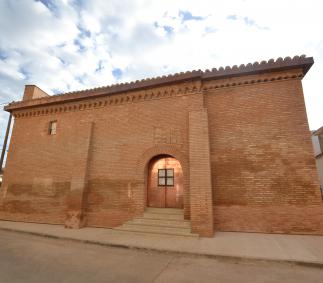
[202,55,313,79]
[4,55,313,112]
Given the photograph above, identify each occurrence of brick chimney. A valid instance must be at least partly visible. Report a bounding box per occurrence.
[22,85,50,101]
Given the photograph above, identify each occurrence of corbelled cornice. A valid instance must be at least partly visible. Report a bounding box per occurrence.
[4,55,313,112]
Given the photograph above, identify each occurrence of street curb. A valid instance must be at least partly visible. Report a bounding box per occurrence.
[1,226,323,269]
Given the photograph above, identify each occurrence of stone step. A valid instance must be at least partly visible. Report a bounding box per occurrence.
[113,207,195,237]
[115,223,198,237]
[128,218,191,228]
[142,212,184,221]
[145,207,184,215]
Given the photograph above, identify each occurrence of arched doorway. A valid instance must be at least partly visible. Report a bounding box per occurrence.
[147,155,184,208]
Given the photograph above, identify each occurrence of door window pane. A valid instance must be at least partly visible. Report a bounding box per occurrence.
[166,177,174,186]
[166,169,173,176]
[158,177,165,186]
[158,169,166,177]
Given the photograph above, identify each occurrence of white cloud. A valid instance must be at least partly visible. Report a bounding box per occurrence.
[0,0,323,154]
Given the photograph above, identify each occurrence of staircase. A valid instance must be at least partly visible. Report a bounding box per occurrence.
[114,208,198,237]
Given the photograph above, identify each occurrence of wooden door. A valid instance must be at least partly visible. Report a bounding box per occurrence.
[147,156,183,208]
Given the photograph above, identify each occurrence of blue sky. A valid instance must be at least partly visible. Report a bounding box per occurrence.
[1,0,323,154]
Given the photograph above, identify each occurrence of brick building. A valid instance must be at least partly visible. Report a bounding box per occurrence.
[0,55,322,237]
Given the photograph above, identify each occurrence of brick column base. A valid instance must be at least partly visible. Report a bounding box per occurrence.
[65,211,85,229]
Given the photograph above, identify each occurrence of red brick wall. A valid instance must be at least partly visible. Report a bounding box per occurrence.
[0,82,197,228]
[0,115,72,224]
[206,70,323,234]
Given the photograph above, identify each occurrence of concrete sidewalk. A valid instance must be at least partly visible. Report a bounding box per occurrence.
[0,220,323,266]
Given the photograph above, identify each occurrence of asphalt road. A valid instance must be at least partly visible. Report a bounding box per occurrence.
[0,230,322,283]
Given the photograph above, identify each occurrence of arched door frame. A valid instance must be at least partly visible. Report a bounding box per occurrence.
[137,145,190,219]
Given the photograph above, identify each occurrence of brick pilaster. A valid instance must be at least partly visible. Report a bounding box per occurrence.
[189,109,214,237]
[65,122,93,229]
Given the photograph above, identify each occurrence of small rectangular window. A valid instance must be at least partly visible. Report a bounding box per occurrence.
[48,121,57,135]
[158,168,174,187]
